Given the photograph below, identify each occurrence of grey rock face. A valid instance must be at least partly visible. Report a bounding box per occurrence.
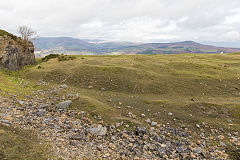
[0,34,35,71]
[89,124,107,136]
[57,100,72,109]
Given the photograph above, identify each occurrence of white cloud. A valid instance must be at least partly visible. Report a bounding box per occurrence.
[0,0,240,46]
[225,31,240,40]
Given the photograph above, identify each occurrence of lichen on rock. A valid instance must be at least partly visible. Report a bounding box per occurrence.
[0,30,35,70]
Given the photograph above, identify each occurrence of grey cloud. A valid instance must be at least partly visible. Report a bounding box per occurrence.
[0,0,240,46]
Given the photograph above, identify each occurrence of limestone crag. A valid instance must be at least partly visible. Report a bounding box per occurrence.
[0,33,35,70]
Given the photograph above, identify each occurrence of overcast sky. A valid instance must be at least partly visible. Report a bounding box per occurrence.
[0,0,240,47]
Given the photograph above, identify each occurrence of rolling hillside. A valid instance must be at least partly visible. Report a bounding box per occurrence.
[34,37,240,57]
[22,54,240,129]
[1,54,240,159]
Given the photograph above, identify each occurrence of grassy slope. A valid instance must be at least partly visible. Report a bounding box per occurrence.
[0,124,51,160]
[0,72,53,159]
[0,30,52,159]
[19,54,240,132]
[1,53,240,158]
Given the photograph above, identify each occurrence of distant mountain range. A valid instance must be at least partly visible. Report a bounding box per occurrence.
[33,37,240,57]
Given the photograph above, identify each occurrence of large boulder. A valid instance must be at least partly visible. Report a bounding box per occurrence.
[89,124,107,136]
[0,30,35,70]
[57,100,72,109]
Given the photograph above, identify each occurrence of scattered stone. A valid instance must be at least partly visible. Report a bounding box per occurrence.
[0,119,11,126]
[88,85,93,89]
[135,127,146,136]
[115,123,121,128]
[196,124,200,128]
[60,84,68,89]
[220,142,226,146]
[193,148,202,154]
[0,89,235,160]
[37,109,47,117]
[57,100,72,109]
[89,124,107,136]
[145,119,151,123]
[122,133,128,138]
[151,121,157,126]
[217,135,224,140]
[97,144,103,151]
[18,101,24,105]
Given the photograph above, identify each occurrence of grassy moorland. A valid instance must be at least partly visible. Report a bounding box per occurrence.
[18,53,240,131]
[1,53,240,159]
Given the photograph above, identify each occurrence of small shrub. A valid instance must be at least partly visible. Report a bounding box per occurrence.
[57,55,76,62]
[42,54,59,62]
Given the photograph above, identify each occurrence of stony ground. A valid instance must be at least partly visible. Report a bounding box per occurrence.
[0,84,239,159]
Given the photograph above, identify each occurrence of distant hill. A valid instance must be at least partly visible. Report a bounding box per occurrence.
[131,41,240,54]
[33,37,240,57]
[34,37,93,50]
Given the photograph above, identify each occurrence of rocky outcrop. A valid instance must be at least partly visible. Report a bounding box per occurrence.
[0,31,35,70]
